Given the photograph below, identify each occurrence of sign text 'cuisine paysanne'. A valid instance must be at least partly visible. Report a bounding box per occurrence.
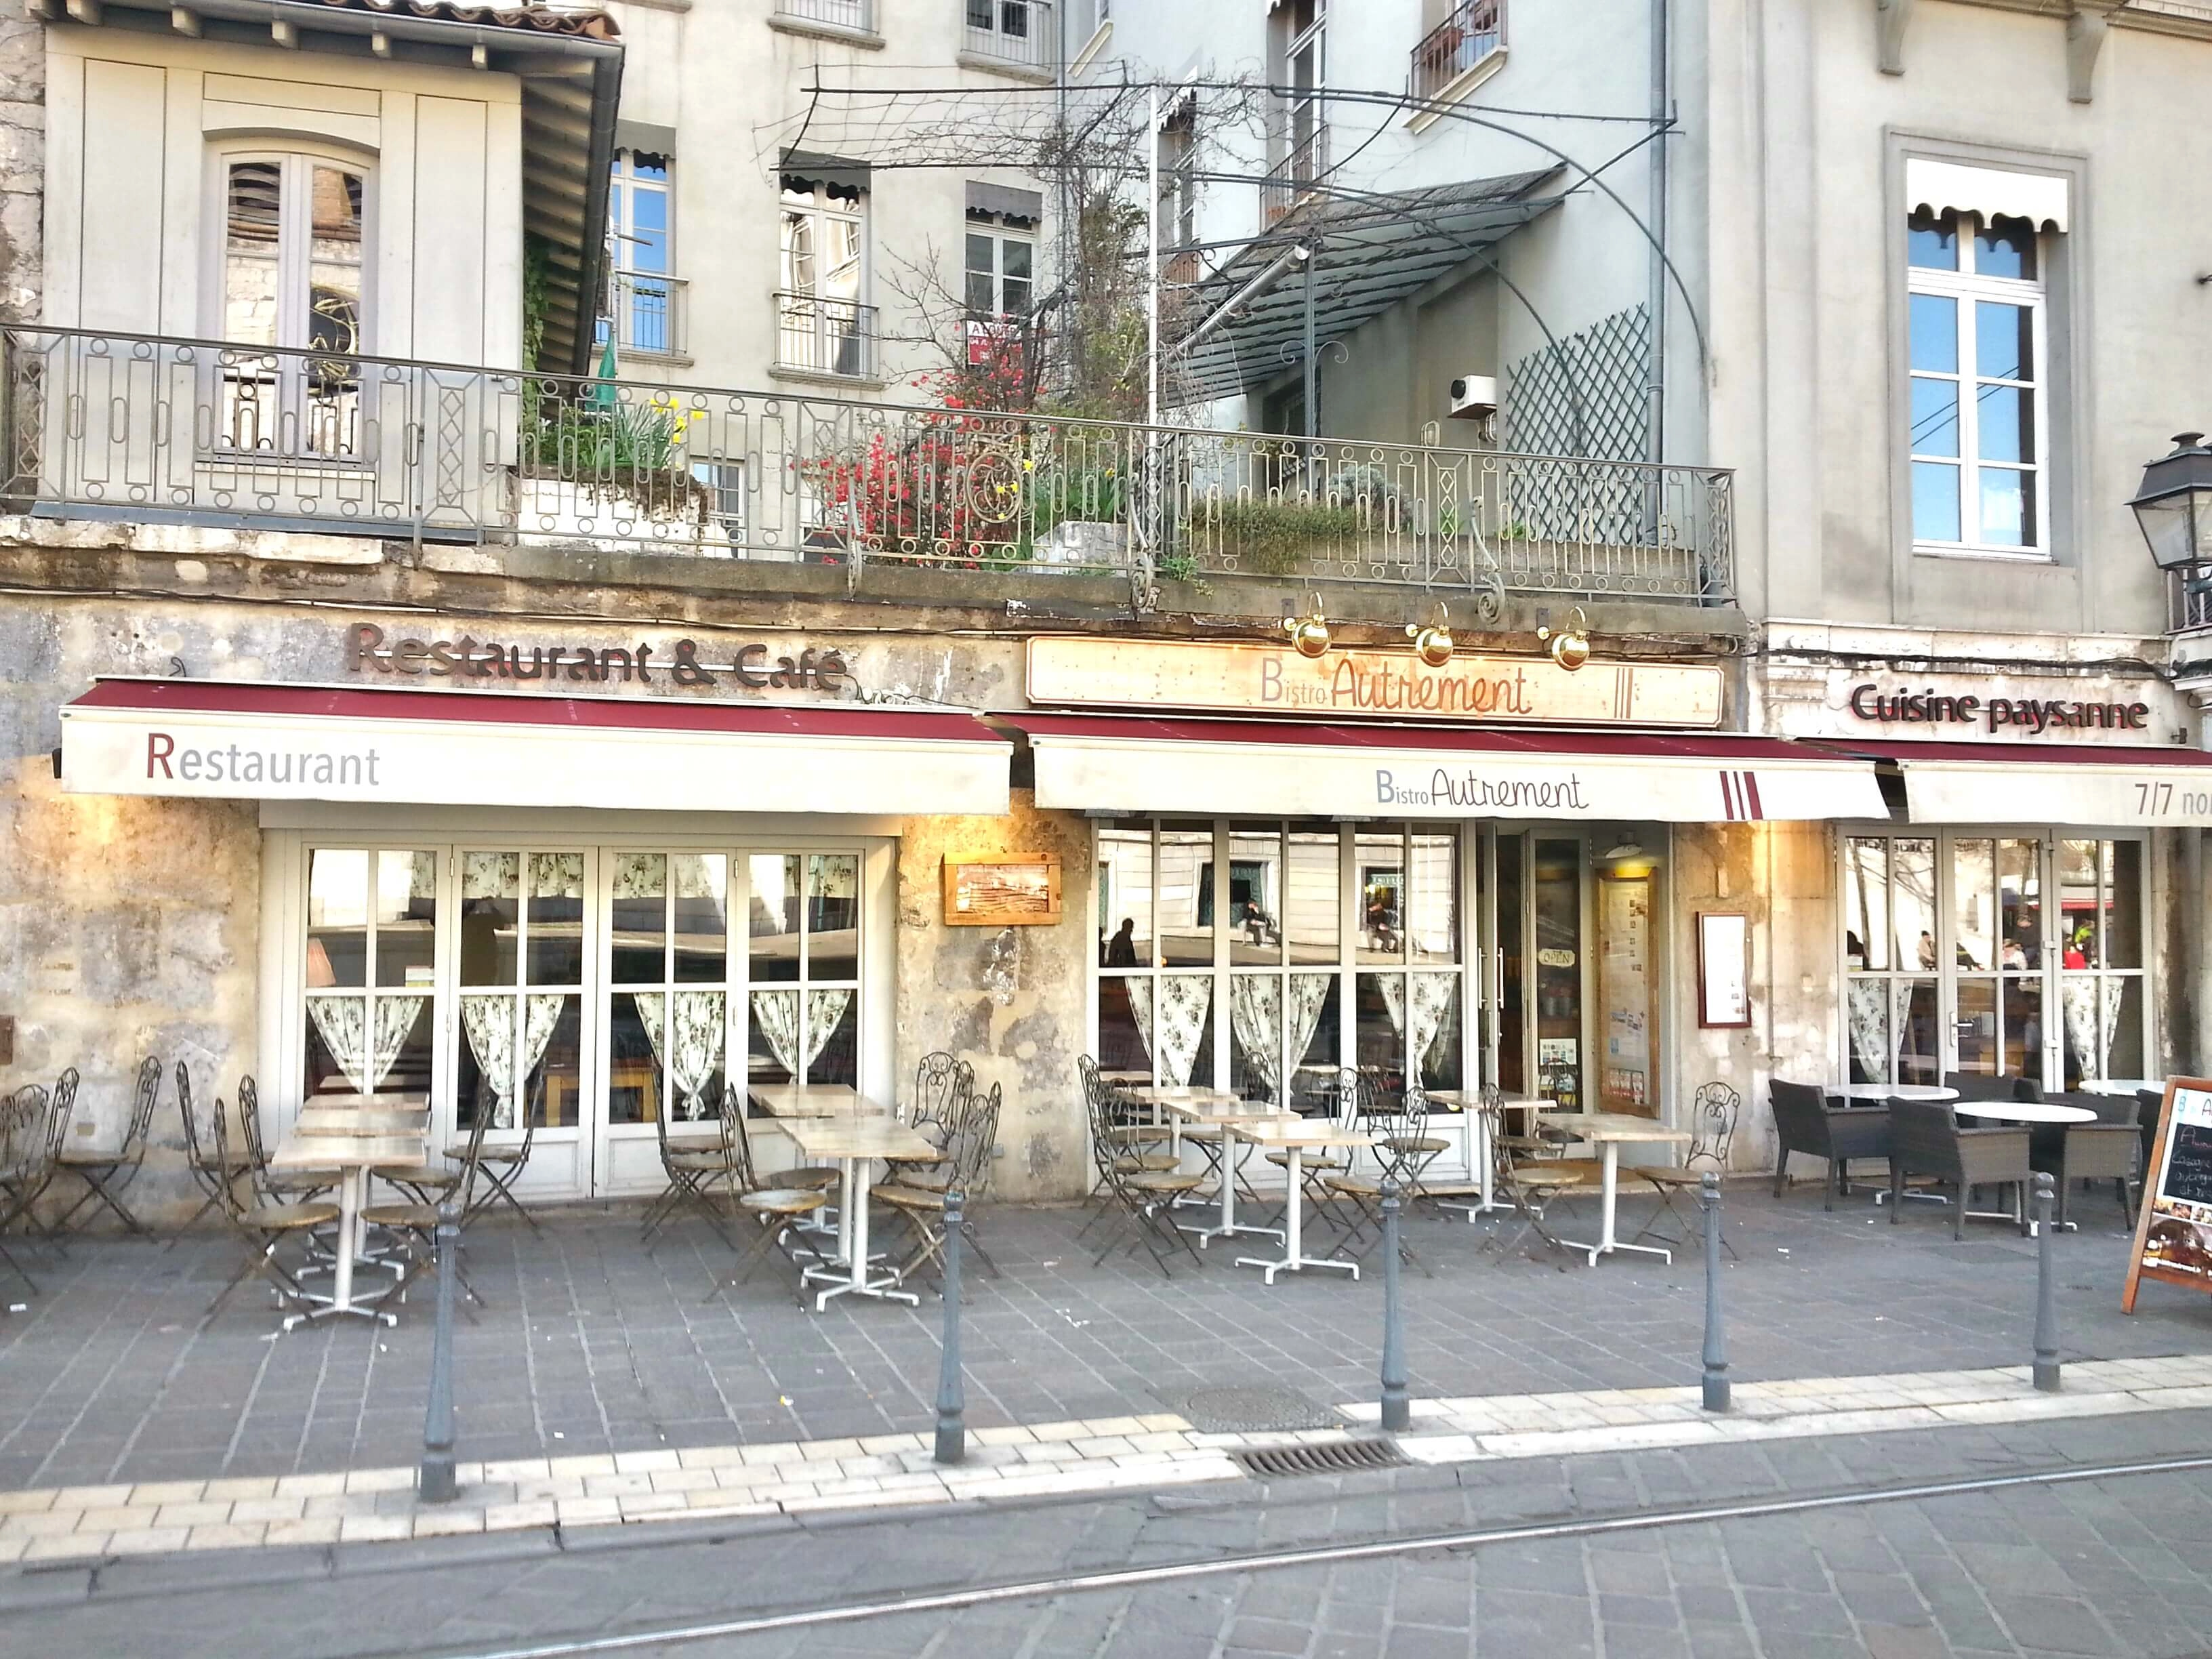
[1025,636,1723,729]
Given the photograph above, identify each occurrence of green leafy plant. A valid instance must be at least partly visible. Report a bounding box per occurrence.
[1204,499,1362,576]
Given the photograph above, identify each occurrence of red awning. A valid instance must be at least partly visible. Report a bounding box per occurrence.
[60,679,1011,816]
[1812,737,2212,827]
[998,712,1886,823]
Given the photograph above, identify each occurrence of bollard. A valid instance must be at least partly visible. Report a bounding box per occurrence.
[1700,1172,1730,1414]
[935,1188,967,1465]
[1379,1177,1409,1433]
[2032,1172,2062,1393]
[419,1202,461,1504]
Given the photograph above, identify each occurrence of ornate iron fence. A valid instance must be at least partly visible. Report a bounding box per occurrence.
[0,324,1734,602]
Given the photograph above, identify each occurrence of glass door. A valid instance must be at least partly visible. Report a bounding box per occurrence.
[1530,836,1586,1109]
[302,846,440,1101]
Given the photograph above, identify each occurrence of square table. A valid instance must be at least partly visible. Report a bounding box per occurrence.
[268,1129,428,1327]
[1534,1111,1692,1265]
[779,1110,941,1311]
[751,1083,880,1118]
[294,1107,428,1139]
[1153,1097,1288,1247]
[1229,1120,1376,1283]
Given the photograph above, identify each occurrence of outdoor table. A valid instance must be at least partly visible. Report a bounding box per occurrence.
[1421,1090,1547,1218]
[1098,1069,1152,1087]
[2077,1078,2161,1097]
[1229,1120,1376,1283]
[1121,1085,1240,1147]
[1535,1111,1693,1265]
[779,1111,939,1311]
[1155,1097,1287,1247]
[268,1129,427,1327]
[1952,1101,2098,1126]
[1825,1084,1959,1104]
[294,1107,428,1139]
[750,1083,880,1118]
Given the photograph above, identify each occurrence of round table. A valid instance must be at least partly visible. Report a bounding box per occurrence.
[2076,1078,2161,1098]
[1825,1084,1959,1103]
[1952,1100,2097,1125]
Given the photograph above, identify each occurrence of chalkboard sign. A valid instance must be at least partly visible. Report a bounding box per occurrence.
[2123,1078,2212,1312]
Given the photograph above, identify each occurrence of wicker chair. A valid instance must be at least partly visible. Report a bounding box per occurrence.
[1887,1096,2032,1240]
[2031,1090,2141,1228]
[1772,1079,1891,1209]
[54,1056,164,1236]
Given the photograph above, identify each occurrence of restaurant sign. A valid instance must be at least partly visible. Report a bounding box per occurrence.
[1026,637,1723,729]
[343,623,853,693]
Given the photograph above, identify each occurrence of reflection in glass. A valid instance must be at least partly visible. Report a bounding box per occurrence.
[527,853,585,983]
[1160,826,1213,966]
[1846,978,1890,1084]
[308,848,370,987]
[749,854,802,983]
[1227,826,1284,966]
[1907,207,1959,271]
[2001,977,2043,1086]
[608,992,661,1124]
[1097,975,1151,1078]
[1287,830,1339,965]
[373,851,437,988]
[1354,974,1404,1101]
[1954,977,1997,1075]
[1357,832,1405,962]
[1909,293,1957,372]
[1496,834,1526,1096]
[1893,840,1938,971]
[2105,840,2143,969]
[1952,838,1994,970]
[808,991,859,1086]
[1098,825,1155,967]
[1532,840,1582,1109]
[1897,979,1940,1084]
[611,851,668,984]
[1844,838,1889,970]
[1912,461,1962,542]
[808,855,861,979]
[460,851,519,987]
[1414,972,1463,1091]
[672,855,729,983]
[1409,832,1458,964]
[1998,840,2041,970]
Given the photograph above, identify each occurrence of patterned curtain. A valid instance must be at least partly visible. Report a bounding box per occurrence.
[638,989,726,1120]
[1226,975,1330,1101]
[2060,979,2123,1081]
[461,993,566,1128]
[308,995,426,1093]
[1130,974,1210,1086]
[1845,981,1888,1081]
[750,989,852,1080]
[1377,974,1456,1080]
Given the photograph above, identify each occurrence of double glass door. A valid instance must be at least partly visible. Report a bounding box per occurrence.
[298,840,869,1197]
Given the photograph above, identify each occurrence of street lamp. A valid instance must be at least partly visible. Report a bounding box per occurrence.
[2129,432,2212,590]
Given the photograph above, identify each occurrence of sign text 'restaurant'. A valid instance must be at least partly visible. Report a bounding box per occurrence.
[344,624,850,692]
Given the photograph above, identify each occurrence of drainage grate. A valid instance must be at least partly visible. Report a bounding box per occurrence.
[1230,1438,1408,1479]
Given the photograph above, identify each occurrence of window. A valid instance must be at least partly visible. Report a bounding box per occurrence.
[457,851,586,1130]
[749,853,861,1088]
[964,225,1033,319]
[966,0,1050,67]
[304,848,437,1102]
[779,176,872,377]
[2057,839,2146,1084]
[605,148,678,355]
[1908,208,2047,554]
[1158,100,1197,256]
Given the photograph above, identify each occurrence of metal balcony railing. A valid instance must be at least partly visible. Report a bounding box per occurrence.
[2169,569,2212,635]
[608,272,687,358]
[775,0,874,30]
[1412,0,1504,102]
[1263,125,1330,226]
[963,0,1054,70]
[773,292,880,381]
[0,324,1736,602]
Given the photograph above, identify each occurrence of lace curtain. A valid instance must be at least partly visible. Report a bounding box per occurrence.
[638,990,727,1120]
[308,995,426,1093]
[1130,974,1211,1086]
[459,993,565,1128]
[2060,979,2124,1081]
[1845,980,1889,1081]
[1377,974,1456,1082]
[1227,975,1331,1101]
[752,988,853,1079]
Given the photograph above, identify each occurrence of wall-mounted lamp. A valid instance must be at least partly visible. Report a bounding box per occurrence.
[1284,595,1332,659]
[1406,601,1454,668]
[1537,606,1591,672]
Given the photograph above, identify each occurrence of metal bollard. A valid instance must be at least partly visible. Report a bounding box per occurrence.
[935,1189,967,1465]
[1700,1172,1730,1414]
[1379,1177,1409,1433]
[419,1202,461,1504]
[2032,1172,2062,1393]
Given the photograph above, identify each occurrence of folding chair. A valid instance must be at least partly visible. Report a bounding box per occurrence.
[1631,1082,1741,1258]
[701,1088,832,1307]
[880,1082,1003,1285]
[643,1098,736,1246]
[203,1091,340,1323]
[458,1072,546,1230]
[1076,1057,1178,1242]
[237,1077,342,1204]
[173,1062,254,1240]
[54,1056,163,1236]
[363,1106,494,1309]
[0,1070,77,1252]
[0,1086,52,1292]
[1084,1073,1202,1276]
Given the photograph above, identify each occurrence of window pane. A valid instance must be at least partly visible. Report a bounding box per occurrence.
[1844,838,1889,971]
[1355,974,1406,1104]
[2104,840,2143,969]
[808,990,859,1086]
[609,992,661,1124]
[1004,276,1031,314]
[749,855,802,983]
[1099,826,1154,967]
[1975,301,2032,382]
[1907,208,1959,271]
[527,853,585,984]
[1415,972,1462,1091]
[1532,839,1582,1109]
[224,160,283,347]
[1227,827,1284,966]
[611,852,668,985]
[1910,377,1959,458]
[1912,461,1962,541]
[460,851,518,987]
[965,232,993,278]
[1909,293,1957,372]
[1227,972,1284,1101]
[807,854,861,980]
[307,848,369,988]
[781,211,815,292]
[2002,977,2043,1086]
[1287,829,1339,964]
[630,184,668,275]
[966,270,996,313]
[672,855,729,983]
[1160,826,1213,966]
[1975,384,2032,464]
[374,851,437,989]
[1893,839,1937,972]
[1897,979,1940,1084]
[1955,977,1997,1074]
[1356,832,1406,963]
[2058,840,2097,966]
[1975,214,2036,281]
[632,151,669,184]
[1952,838,1994,971]
[1409,830,1458,964]
[1979,467,2032,547]
[1846,979,1890,1083]
[2105,978,2144,1080]
[307,165,365,354]
[1002,239,1031,280]
[535,996,583,1129]
[1999,840,2042,971]
[1098,976,1150,1078]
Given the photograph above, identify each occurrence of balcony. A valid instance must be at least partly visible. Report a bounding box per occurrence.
[773,0,875,32]
[773,293,881,382]
[2170,569,2212,636]
[1263,125,1330,226]
[962,0,1055,74]
[1,324,1734,607]
[1412,0,1504,103]
[608,272,689,360]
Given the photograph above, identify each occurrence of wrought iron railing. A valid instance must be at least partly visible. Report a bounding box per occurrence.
[1412,0,1504,102]
[963,0,1054,70]
[0,324,1735,602]
[773,292,880,381]
[775,0,874,30]
[609,272,688,358]
[2169,569,2212,635]
[1263,125,1330,226]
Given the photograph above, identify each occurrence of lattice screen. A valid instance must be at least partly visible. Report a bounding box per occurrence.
[1500,303,1654,544]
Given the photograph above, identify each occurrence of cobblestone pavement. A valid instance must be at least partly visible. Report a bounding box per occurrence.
[0,1184,2207,1494]
[4,1406,2211,1659]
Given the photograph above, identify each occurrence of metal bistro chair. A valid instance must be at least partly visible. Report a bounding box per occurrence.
[880,1080,1004,1287]
[204,1090,340,1323]
[887,1052,973,1185]
[0,1070,79,1254]
[1888,1097,2032,1240]
[237,1077,342,1204]
[1314,1088,1436,1277]
[1267,1066,1367,1216]
[174,1062,255,1239]
[1084,1065,1204,1277]
[0,1086,53,1292]
[363,1105,494,1309]
[455,1073,546,1231]
[701,1084,832,1307]
[1631,1081,1742,1257]
[54,1056,163,1237]
[1076,1057,1179,1239]
[644,1097,737,1247]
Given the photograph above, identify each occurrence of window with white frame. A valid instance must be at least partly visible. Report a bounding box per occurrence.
[1158,100,1197,255]
[303,847,438,1101]
[779,176,870,376]
[605,148,676,354]
[964,222,1033,319]
[1908,208,2047,554]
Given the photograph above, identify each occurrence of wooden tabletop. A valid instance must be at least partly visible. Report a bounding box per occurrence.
[308,1090,430,1111]
[750,1084,886,1119]
[1231,1120,1378,1151]
[1536,1111,1692,1145]
[1158,1097,1288,1125]
[270,1132,427,1172]
[1124,1086,1242,1107]
[1424,1091,1546,1111]
[780,1116,941,1162]
[295,1107,428,1139]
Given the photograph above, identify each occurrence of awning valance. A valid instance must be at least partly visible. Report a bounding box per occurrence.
[1003,714,1886,823]
[1904,158,2070,233]
[1824,739,2212,827]
[60,681,1010,817]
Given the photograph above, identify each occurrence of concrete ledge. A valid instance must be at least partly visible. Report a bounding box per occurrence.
[0,514,381,566]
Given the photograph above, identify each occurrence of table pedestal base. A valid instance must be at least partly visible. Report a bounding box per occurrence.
[1232,1148,1356,1283]
[1549,1145,1673,1267]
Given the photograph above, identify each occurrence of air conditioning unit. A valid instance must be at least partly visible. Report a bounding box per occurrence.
[1447,373,1498,421]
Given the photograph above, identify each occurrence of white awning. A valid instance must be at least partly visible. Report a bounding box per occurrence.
[1847,740,2212,826]
[1007,715,1887,823]
[60,680,1010,817]
[1905,158,2070,232]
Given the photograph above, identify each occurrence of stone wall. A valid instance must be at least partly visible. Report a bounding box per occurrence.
[0,0,39,321]
[894,792,1094,1203]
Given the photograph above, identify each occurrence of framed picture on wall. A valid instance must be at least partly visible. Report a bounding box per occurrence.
[1697,912,1751,1028]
